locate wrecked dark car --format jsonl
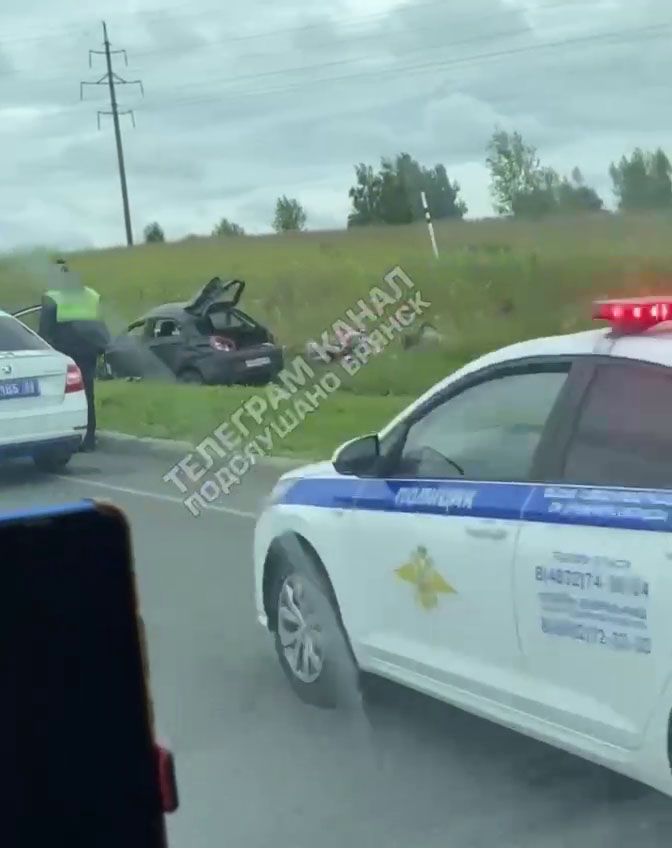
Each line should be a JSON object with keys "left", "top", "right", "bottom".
{"left": 102, "top": 278, "right": 284, "bottom": 385}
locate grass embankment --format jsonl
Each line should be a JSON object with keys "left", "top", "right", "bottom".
{"left": 3, "top": 212, "right": 672, "bottom": 458}
{"left": 96, "top": 380, "right": 413, "bottom": 460}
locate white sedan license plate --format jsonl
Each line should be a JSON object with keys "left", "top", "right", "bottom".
{"left": 245, "top": 357, "right": 271, "bottom": 368}
{"left": 0, "top": 378, "right": 40, "bottom": 400}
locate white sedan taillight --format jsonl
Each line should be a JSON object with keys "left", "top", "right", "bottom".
{"left": 65, "top": 363, "right": 84, "bottom": 393}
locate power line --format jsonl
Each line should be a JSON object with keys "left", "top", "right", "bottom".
{"left": 16, "top": 11, "right": 668, "bottom": 112}
{"left": 0, "top": 9, "right": 663, "bottom": 149}
{"left": 0, "top": 0, "right": 498, "bottom": 47}
{"left": 80, "top": 21, "right": 144, "bottom": 247}
{"left": 8, "top": 17, "right": 535, "bottom": 91}
{"left": 137, "top": 21, "right": 671, "bottom": 113}
{"left": 3, "top": 19, "right": 542, "bottom": 105}
{"left": 122, "top": 0, "right": 537, "bottom": 59}
{"left": 5, "top": 1, "right": 661, "bottom": 121}
{"left": 16, "top": 17, "right": 668, "bottom": 133}
{"left": 170, "top": 19, "right": 669, "bottom": 102}
{"left": 0, "top": 0, "right": 581, "bottom": 53}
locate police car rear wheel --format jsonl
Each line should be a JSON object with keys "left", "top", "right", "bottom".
{"left": 271, "top": 558, "right": 360, "bottom": 709}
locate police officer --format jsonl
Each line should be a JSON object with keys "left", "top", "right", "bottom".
{"left": 39, "top": 259, "right": 110, "bottom": 452}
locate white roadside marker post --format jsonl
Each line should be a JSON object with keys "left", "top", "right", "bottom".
{"left": 421, "top": 191, "right": 439, "bottom": 260}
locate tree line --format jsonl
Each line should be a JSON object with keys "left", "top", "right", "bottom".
{"left": 143, "top": 129, "right": 672, "bottom": 243}
{"left": 143, "top": 195, "right": 307, "bottom": 243}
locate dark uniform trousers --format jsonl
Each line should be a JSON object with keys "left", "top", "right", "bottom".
{"left": 75, "top": 353, "right": 98, "bottom": 447}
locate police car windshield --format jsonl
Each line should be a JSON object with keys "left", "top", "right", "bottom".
{"left": 0, "top": 317, "right": 50, "bottom": 352}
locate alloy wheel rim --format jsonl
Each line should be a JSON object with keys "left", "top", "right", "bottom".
{"left": 277, "top": 574, "right": 324, "bottom": 683}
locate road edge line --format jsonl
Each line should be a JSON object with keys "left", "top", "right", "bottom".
{"left": 98, "top": 430, "right": 307, "bottom": 470}
{"left": 57, "top": 474, "right": 258, "bottom": 519}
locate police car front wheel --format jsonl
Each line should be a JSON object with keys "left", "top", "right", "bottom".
{"left": 270, "top": 555, "right": 360, "bottom": 709}
{"left": 277, "top": 574, "right": 325, "bottom": 684}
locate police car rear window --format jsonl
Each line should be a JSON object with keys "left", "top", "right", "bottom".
{"left": 564, "top": 361, "right": 672, "bottom": 488}
{"left": 0, "top": 317, "right": 50, "bottom": 352}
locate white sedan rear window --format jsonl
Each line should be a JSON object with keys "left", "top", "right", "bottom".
{"left": 0, "top": 316, "right": 50, "bottom": 352}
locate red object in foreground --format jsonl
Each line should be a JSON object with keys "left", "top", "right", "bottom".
{"left": 156, "top": 745, "right": 178, "bottom": 814}
{"left": 592, "top": 297, "right": 672, "bottom": 330}
{"left": 65, "top": 363, "right": 84, "bottom": 393}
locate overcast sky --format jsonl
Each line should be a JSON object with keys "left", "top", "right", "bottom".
{"left": 0, "top": 0, "right": 669, "bottom": 249}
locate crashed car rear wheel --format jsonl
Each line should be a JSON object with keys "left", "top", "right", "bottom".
{"left": 178, "top": 368, "right": 204, "bottom": 385}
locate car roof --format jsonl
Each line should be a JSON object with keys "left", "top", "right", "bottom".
{"left": 139, "top": 302, "right": 189, "bottom": 321}
{"left": 378, "top": 323, "right": 672, "bottom": 439}
{"left": 607, "top": 324, "right": 672, "bottom": 368}
{"left": 436, "top": 324, "right": 672, "bottom": 387}
{"left": 137, "top": 298, "right": 245, "bottom": 323}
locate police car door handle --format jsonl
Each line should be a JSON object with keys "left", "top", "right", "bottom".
{"left": 465, "top": 526, "right": 508, "bottom": 540}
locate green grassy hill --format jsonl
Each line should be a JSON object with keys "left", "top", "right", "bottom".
{"left": 3, "top": 212, "right": 671, "bottom": 457}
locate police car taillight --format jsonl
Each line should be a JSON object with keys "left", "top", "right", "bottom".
{"left": 65, "top": 363, "right": 84, "bottom": 393}
{"left": 592, "top": 297, "right": 672, "bottom": 330}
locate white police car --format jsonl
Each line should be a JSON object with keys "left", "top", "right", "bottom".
{"left": 0, "top": 309, "right": 87, "bottom": 470}
{"left": 254, "top": 296, "right": 672, "bottom": 797}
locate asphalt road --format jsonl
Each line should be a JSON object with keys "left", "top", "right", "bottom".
{"left": 3, "top": 447, "right": 672, "bottom": 847}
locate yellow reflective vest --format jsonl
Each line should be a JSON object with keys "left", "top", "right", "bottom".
{"left": 45, "top": 287, "right": 101, "bottom": 323}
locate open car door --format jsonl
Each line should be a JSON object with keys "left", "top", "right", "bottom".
{"left": 12, "top": 305, "right": 44, "bottom": 337}
{"left": 183, "top": 278, "right": 245, "bottom": 315}
{"left": 11, "top": 305, "right": 42, "bottom": 319}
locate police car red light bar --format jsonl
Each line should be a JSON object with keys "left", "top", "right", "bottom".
{"left": 592, "top": 297, "right": 672, "bottom": 329}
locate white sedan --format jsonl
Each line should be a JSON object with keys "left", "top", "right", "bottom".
{"left": 0, "top": 308, "right": 87, "bottom": 470}
{"left": 255, "top": 295, "right": 672, "bottom": 799}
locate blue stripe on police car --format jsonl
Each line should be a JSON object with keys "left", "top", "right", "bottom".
{"left": 278, "top": 477, "right": 672, "bottom": 532}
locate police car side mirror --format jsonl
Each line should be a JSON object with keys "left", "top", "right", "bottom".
{"left": 332, "top": 434, "right": 380, "bottom": 476}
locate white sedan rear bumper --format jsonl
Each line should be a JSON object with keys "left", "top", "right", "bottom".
{"left": 0, "top": 394, "right": 87, "bottom": 456}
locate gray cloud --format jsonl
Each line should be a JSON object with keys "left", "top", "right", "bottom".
{"left": 0, "top": 45, "right": 13, "bottom": 75}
